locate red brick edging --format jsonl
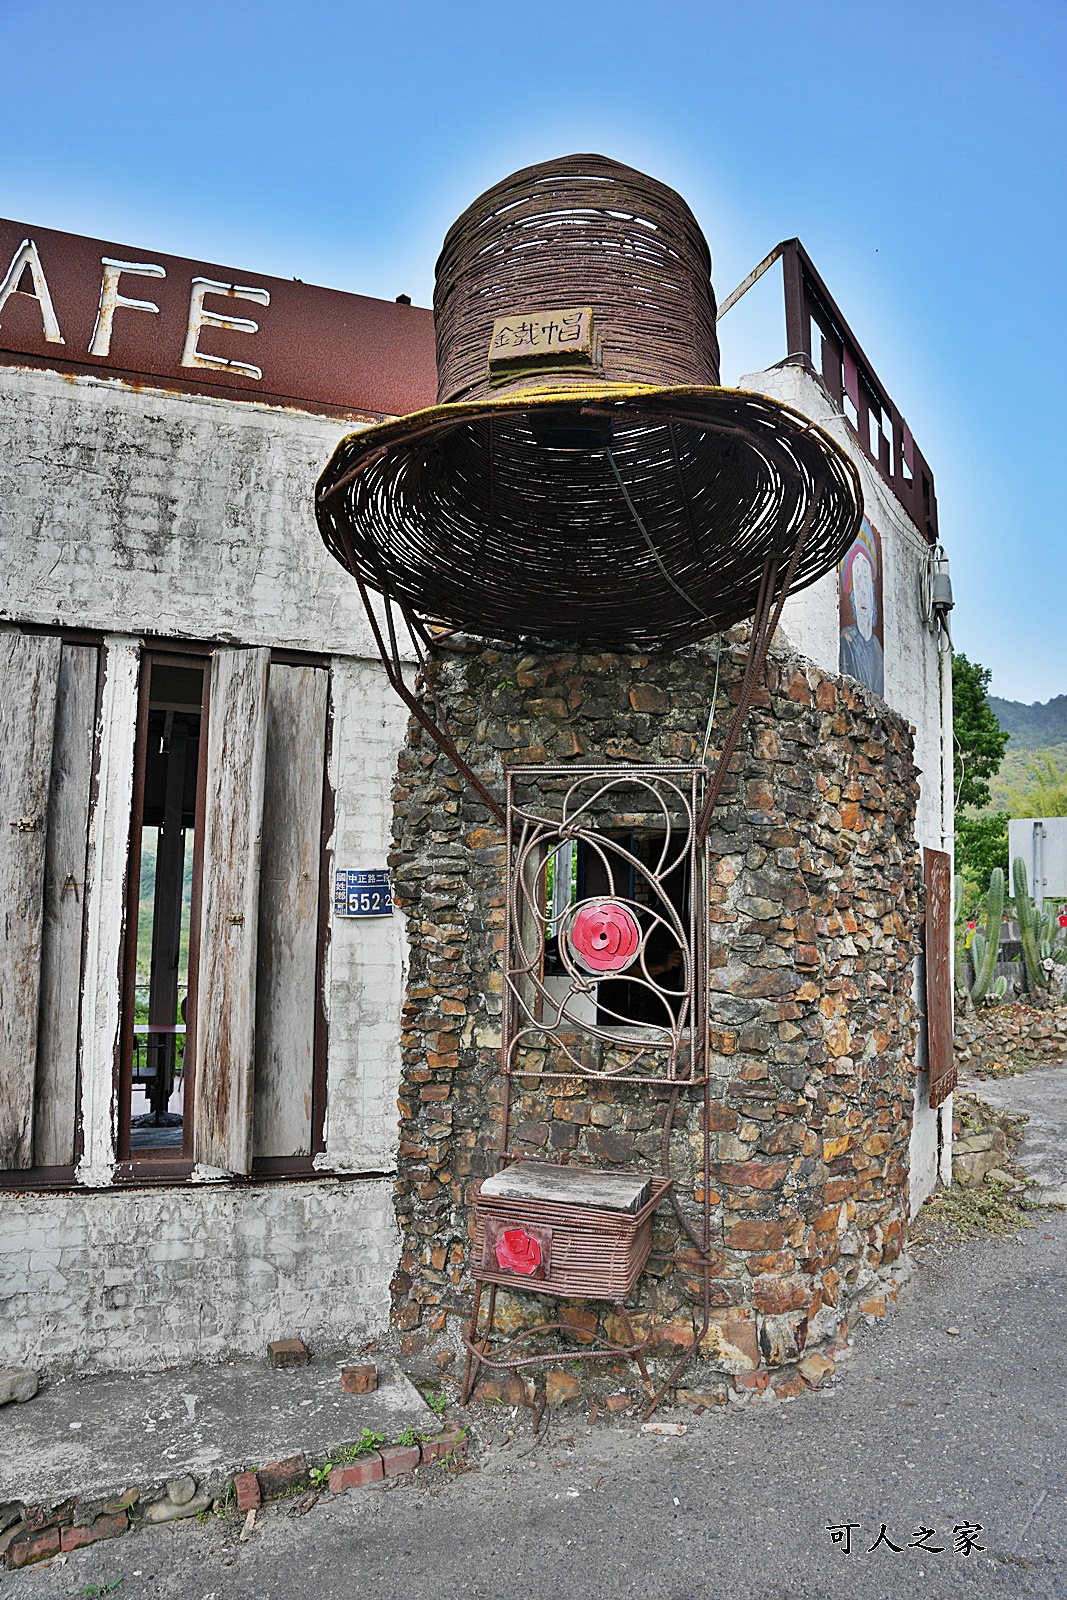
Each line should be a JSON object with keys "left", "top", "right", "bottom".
{"left": 3, "top": 1430, "right": 467, "bottom": 1568}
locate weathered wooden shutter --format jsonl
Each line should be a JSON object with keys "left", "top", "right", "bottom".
{"left": 35, "top": 644, "right": 98, "bottom": 1166}
{"left": 924, "top": 846, "right": 956, "bottom": 1108}
{"left": 194, "top": 647, "right": 270, "bottom": 1175}
{"left": 0, "top": 632, "right": 61, "bottom": 1167}
{"left": 253, "top": 664, "right": 329, "bottom": 1158}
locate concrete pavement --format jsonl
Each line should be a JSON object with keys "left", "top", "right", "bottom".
{"left": 4, "top": 1229, "right": 1064, "bottom": 1596}
{"left": 969, "top": 1061, "right": 1067, "bottom": 1203}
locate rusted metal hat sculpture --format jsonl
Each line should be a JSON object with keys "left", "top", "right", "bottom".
{"left": 316, "top": 153, "right": 862, "bottom": 653}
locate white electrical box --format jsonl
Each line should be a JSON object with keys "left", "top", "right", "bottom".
{"left": 1008, "top": 817, "right": 1067, "bottom": 902}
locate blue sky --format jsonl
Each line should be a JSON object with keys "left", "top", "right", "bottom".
{"left": 2, "top": 0, "right": 1062, "bottom": 701}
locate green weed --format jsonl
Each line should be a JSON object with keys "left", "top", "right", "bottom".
{"left": 432, "top": 1430, "right": 469, "bottom": 1472}
{"left": 914, "top": 1172, "right": 1043, "bottom": 1243}
{"left": 213, "top": 1480, "right": 236, "bottom": 1519}
{"left": 309, "top": 1430, "right": 386, "bottom": 1486}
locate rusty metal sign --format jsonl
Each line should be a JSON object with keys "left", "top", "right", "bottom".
{"left": 924, "top": 847, "right": 956, "bottom": 1107}
{"left": 488, "top": 306, "right": 599, "bottom": 379}
{"left": 0, "top": 218, "right": 436, "bottom": 420}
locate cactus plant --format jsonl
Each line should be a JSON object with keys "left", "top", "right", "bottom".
{"left": 953, "top": 874, "right": 969, "bottom": 993}
{"left": 1010, "top": 858, "right": 1067, "bottom": 998}
{"left": 968, "top": 866, "right": 1005, "bottom": 1004}
{"left": 1013, "top": 857, "right": 1048, "bottom": 996}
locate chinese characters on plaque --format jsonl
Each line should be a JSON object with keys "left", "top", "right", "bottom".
{"left": 487, "top": 306, "right": 599, "bottom": 378}
{"left": 333, "top": 868, "right": 393, "bottom": 918}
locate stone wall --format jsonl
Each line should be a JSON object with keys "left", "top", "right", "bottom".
{"left": 388, "top": 631, "right": 923, "bottom": 1389}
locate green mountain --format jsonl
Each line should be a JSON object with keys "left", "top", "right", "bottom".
{"left": 986, "top": 742, "right": 1067, "bottom": 813}
{"left": 988, "top": 693, "right": 1067, "bottom": 751}
{"left": 980, "top": 692, "right": 1067, "bottom": 818}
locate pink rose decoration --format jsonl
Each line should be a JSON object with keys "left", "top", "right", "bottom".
{"left": 569, "top": 900, "right": 641, "bottom": 973}
{"left": 496, "top": 1228, "right": 542, "bottom": 1275}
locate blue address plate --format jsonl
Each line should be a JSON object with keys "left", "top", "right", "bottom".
{"left": 334, "top": 868, "right": 393, "bottom": 917}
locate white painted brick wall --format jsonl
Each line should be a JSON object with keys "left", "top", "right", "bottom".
{"left": 0, "top": 368, "right": 410, "bottom": 1370}
{"left": 745, "top": 362, "right": 953, "bottom": 1209}
{"left": 0, "top": 1180, "right": 398, "bottom": 1374}
{"left": 0, "top": 365, "right": 385, "bottom": 657}
{"left": 321, "top": 658, "right": 412, "bottom": 1172}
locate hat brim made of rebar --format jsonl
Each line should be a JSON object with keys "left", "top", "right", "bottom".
{"left": 315, "top": 381, "right": 863, "bottom": 653}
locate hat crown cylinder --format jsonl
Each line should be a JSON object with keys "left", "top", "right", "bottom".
{"left": 314, "top": 152, "right": 864, "bottom": 655}
{"left": 433, "top": 154, "right": 721, "bottom": 405}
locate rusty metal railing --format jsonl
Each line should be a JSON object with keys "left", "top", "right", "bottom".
{"left": 719, "top": 238, "right": 938, "bottom": 544}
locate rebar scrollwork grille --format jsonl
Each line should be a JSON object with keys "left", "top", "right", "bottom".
{"left": 504, "top": 766, "right": 707, "bottom": 1086}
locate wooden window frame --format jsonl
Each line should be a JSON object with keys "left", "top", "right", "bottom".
{"left": 114, "top": 642, "right": 334, "bottom": 1185}
{"left": 250, "top": 657, "right": 333, "bottom": 1178}
{"left": 0, "top": 632, "right": 338, "bottom": 1191}
{"left": 115, "top": 648, "right": 211, "bottom": 1177}
{"left": 0, "top": 629, "right": 101, "bottom": 1189}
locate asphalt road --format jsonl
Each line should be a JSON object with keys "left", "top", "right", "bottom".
{"left": 6, "top": 1069, "right": 1067, "bottom": 1600}
{"left": 970, "top": 1061, "right": 1067, "bottom": 1201}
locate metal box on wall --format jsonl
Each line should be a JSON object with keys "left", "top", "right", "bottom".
{"left": 472, "top": 1163, "right": 673, "bottom": 1302}
{"left": 1009, "top": 817, "right": 1067, "bottom": 901}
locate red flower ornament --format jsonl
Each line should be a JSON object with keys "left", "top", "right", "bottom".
{"left": 1059, "top": 913, "right": 1067, "bottom": 929}
{"left": 568, "top": 900, "right": 642, "bottom": 973}
{"left": 495, "top": 1227, "right": 542, "bottom": 1275}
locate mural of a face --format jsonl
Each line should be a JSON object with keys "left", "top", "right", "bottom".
{"left": 838, "top": 519, "right": 884, "bottom": 697}
{"left": 850, "top": 550, "right": 876, "bottom": 641}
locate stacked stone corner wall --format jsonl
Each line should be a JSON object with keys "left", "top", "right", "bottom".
{"left": 388, "top": 634, "right": 922, "bottom": 1390}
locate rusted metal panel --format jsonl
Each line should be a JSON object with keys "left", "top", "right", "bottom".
{"left": 780, "top": 238, "right": 809, "bottom": 362}
{"left": 34, "top": 643, "right": 98, "bottom": 1167}
{"left": 253, "top": 663, "right": 328, "bottom": 1159}
{"left": 924, "top": 847, "right": 956, "bottom": 1108}
{"left": 0, "top": 218, "right": 436, "bottom": 421}
{"left": 820, "top": 324, "right": 844, "bottom": 406}
{"left": 0, "top": 631, "right": 61, "bottom": 1168}
{"left": 194, "top": 647, "right": 270, "bottom": 1176}
{"left": 843, "top": 345, "right": 860, "bottom": 410}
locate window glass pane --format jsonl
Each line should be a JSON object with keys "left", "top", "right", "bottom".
{"left": 128, "top": 662, "right": 203, "bottom": 1154}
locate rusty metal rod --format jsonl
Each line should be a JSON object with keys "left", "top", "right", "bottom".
{"left": 695, "top": 472, "right": 826, "bottom": 844}
{"left": 335, "top": 521, "right": 508, "bottom": 825}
